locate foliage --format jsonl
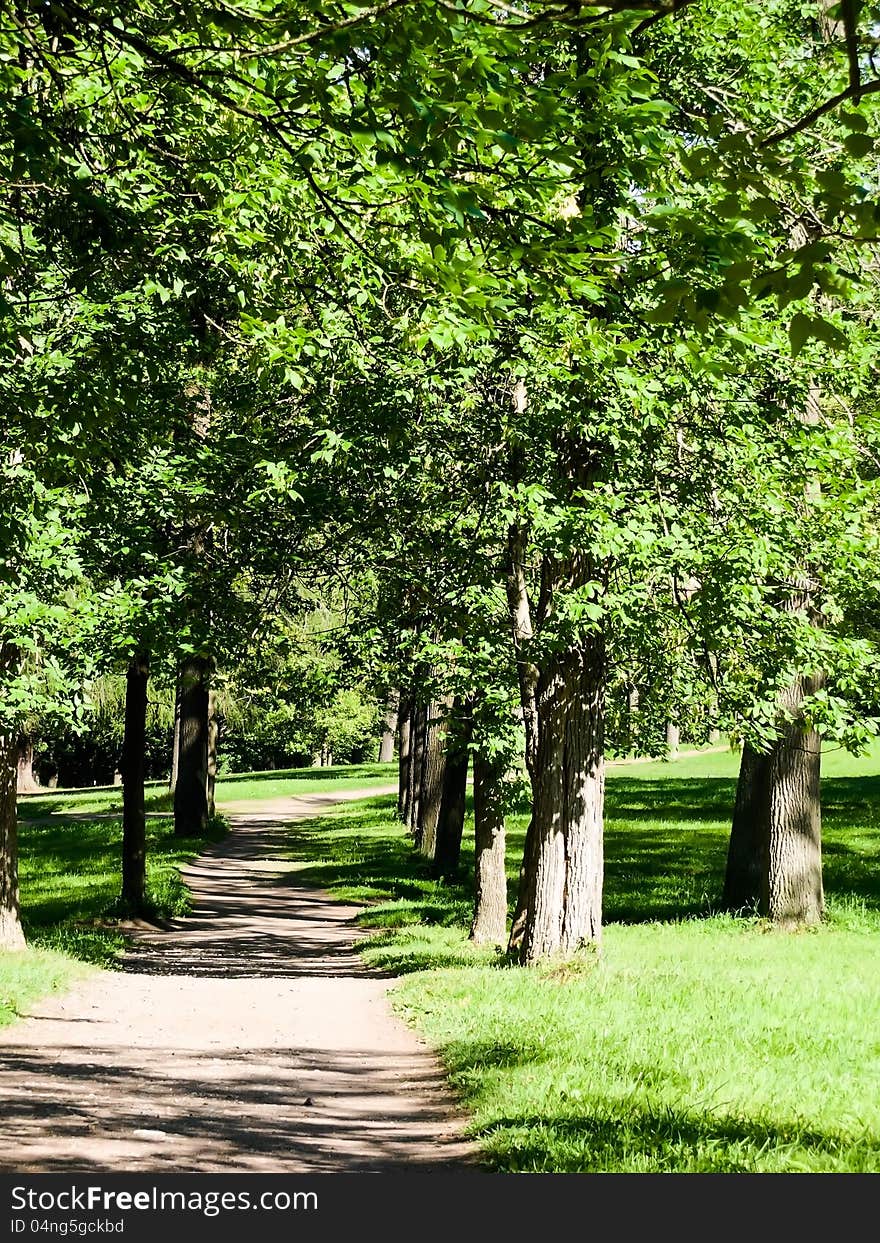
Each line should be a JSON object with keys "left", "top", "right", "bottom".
{"left": 3, "top": 0, "right": 880, "bottom": 969}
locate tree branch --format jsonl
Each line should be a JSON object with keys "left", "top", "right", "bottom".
{"left": 761, "top": 76, "right": 880, "bottom": 146}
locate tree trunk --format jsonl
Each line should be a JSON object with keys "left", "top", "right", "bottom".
{"left": 378, "top": 692, "right": 398, "bottom": 763}
{"left": 724, "top": 129, "right": 828, "bottom": 928}
{"left": 724, "top": 676, "right": 824, "bottom": 925}
{"left": 206, "top": 688, "right": 218, "bottom": 818}
{"left": 433, "top": 699, "right": 471, "bottom": 878}
{"left": 173, "top": 655, "right": 210, "bottom": 837}
{"left": 665, "top": 718, "right": 680, "bottom": 760}
{"left": 418, "top": 702, "right": 447, "bottom": 859}
{"left": 508, "top": 808, "right": 537, "bottom": 951}
{"left": 723, "top": 741, "right": 768, "bottom": 912}
{"left": 762, "top": 676, "right": 823, "bottom": 925}
{"left": 519, "top": 638, "right": 605, "bottom": 964}
{"left": 168, "top": 671, "right": 182, "bottom": 793}
{"left": 505, "top": 523, "right": 540, "bottom": 952}
{"left": 0, "top": 726, "right": 25, "bottom": 950}
{"left": 407, "top": 703, "right": 426, "bottom": 834}
{"left": 16, "top": 735, "right": 39, "bottom": 793}
{"left": 470, "top": 751, "right": 508, "bottom": 944}
{"left": 397, "top": 698, "right": 412, "bottom": 821}
{"left": 626, "top": 683, "right": 640, "bottom": 754}
{"left": 121, "top": 652, "right": 149, "bottom": 914}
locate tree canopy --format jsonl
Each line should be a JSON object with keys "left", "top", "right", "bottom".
{"left": 3, "top": 0, "right": 880, "bottom": 953}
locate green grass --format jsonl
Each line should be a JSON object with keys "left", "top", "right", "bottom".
{"left": 280, "top": 742, "right": 880, "bottom": 1172}
{"left": 17, "top": 815, "right": 226, "bottom": 967}
{"left": 7, "top": 747, "right": 880, "bottom": 1170}
{"left": 214, "top": 761, "right": 394, "bottom": 802}
{"left": 0, "top": 946, "right": 89, "bottom": 1028}
{"left": 15, "top": 761, "right": 395, "bottom": 821}
{"left": 1, "top": 796, "right": 228, "bottom": 1022}
{"left": 17, "top": 782, "right": 172, "bottom": 820}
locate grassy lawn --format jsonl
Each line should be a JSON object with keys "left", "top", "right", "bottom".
{"left": 5, "top": 748, "right": 879, "bottom": 1170}
{"left": 282, "top": 743, "right": 880, "bottom": 1172}
{"left": 14, "top": 761, "right": 395, "bottom": 821}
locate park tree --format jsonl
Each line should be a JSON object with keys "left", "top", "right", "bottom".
{"left": 5, "top": 0, "right": 880, "bottom": 960}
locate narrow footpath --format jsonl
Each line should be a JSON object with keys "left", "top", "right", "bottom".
{"left": 0, "top": 789, "right": 475, "bottom": 1172}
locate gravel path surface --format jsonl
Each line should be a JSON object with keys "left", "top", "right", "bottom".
{"left": 0, "top": 789, "right": 476, "bottom": 1172}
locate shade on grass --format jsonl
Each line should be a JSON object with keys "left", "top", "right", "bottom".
{"left": 282, "top": 744, "right": 880, "bottom": 1172}
{"left": 5, "top": 747, "right": 880, "bottom": 1170}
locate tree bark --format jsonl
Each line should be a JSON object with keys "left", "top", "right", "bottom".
{"left": 407, "top": 702, "right": 426, "bottom": 834}
{"left": 626, "top": 683, "right": 640, "bottom": 754}
{"left": 761, "top": 675, "right": 823, "bottom": 925}
{"left": 665, "top": 719, "right": 680, "bottom": 760}
{"left": 206, "top": 688, "right": 218, "bottom": 818}
{"left": 16, "top": 735, "right": 39, "bottom": 793}
{"left": 121, "top": 652, "right": 149, "bottom": 913}
{"left": 418, "top": 702, "right": 447, "bottom": 859}
{"left": 723, "top": 741, "right": 768, "bottom": 912}
{"left": 168, "top": 671, "right": 181, "bottom": 793}
{"left": 378, "top": 692, "right": 398, "bottom": 763}
{"left": 470, "top": 750, "right": 508, "bottom": 944}
{"left": 173, "top": 655, "right": 210, "bottom": 837}
{"left": 0, "top": 721, "right": 26, "bottom": 950}
{"left": 725, "top": 677, "right": 823, "bottom": 925}
{"left": 397, "top": 697, "right": 412, "bottom": 821}
{"left": 506, "top": 522, "right": 541, "bottom": 952}
{"left": 433, "top": 698, "right": 471, "bottom": 878}
{"left": 520, "top": 637, "right": 605, "bottom": 964}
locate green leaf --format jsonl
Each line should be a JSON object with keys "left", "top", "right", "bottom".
{"left": 788, "top": 312, "right": 846, "bottom": 357}
{"left": 843, "top": 132, "right": 874, "bottom": 158}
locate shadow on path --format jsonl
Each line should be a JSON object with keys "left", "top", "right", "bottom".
{"left": 0, "top": 788, "right": 476, "bottom": 1173}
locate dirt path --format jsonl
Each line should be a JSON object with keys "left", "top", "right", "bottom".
{"left": 0, "top": 788, "right": 476, "bottom": 1173}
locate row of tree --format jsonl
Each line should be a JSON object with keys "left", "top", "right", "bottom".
{"left": 3, "top": 0, "right": 880, "bottom": 960}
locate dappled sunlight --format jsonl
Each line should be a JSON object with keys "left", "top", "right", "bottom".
{"left": 7, "top": 759, "right": 880, "bottom": 1175}
{"left": 1, "top": 790, "right": 476, "bottom": 1172}
{"left": 0, "top": 1035, "right": 473, "bottom": 1173}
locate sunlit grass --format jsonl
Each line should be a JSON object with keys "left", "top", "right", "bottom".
{"left": 0, "top": 947, "right": 89, "bottom": 1028}
{"left": 215, "top": 762, "right": 395, "bottom": 803}
{"left": 15, "top": 761, "right": 396, "bottom": 821}
{"left": 281, "top": 743, "right": 880, "bottom": 1172}
{"left": 7, "top": 744, "right": 880, "bottom": 1170}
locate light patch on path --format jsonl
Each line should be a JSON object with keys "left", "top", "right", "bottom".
{"left": 0, "top": 787, "right": 477, "bottom": 1173}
